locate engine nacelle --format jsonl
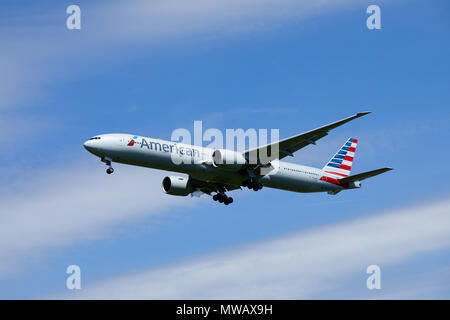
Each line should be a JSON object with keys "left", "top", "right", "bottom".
{"left": 212, "top": 149, "right": 247, "bottom": 170}
{"left": 162, "top": 176, "right": 193, "bottom": 196}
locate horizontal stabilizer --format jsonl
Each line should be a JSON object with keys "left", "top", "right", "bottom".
{"left": 339, "top": 167, "right": 393, "bottom": 183}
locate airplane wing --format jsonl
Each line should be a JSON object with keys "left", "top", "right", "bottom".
{"left": 339, "top": 167, "right": 393, "bottom": 183}
{"left": 244, "top": 112, "right": 371, "bottom": 163}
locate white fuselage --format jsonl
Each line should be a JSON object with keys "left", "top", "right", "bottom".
{"left": 83, "top": 133, "right": 344, "bottom": 194}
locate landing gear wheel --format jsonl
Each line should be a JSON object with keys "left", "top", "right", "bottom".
{"left": 213, "top": 192, "right": 233, "bottom": 205}
{"left": 215, "top": 193, "right": 225, "bottom": 203}
{"left": 242, "top": 179, "right": 252, "bottom": 189}
{"left": 102, "top": 157, "right": 114, "bottom": 175}
{"left": 244, "top": 178, "right": 263, "bottom": 191}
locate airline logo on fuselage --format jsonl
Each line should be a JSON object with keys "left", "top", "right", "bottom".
{"left": 135, "top": 138, "right": 200, "bottom": 158}
{"left": 127, "top": 136, "right": 138, "bottom": 146}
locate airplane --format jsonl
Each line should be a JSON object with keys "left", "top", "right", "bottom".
{"left": 83, "top": 112, "right": 392, "bottom": 205}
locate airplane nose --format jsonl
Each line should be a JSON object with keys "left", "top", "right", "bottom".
{"left": 83, "top": 140, "right": 93, "bottom": 152}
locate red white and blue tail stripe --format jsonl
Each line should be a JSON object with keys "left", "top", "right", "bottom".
{"left": 322, "top": 138, "right": 358, "bottom": 178}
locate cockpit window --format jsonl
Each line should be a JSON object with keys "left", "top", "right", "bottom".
{"left": 89, "top": 137, "right": 101, "bottom": 140}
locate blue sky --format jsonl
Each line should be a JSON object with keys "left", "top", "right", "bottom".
{"left": 0, "top": 0, "right": 449, "bottom": 299}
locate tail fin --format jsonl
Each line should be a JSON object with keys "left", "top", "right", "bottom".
{"left": 322, "top": 138, "right": 358, "bottom": 178}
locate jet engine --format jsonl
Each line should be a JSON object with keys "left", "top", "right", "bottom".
{"left": 212, "top": 149, "right": 247, "bottom": 171}
{"left": 162, "top": 176, "right": 193, "bottom": 196}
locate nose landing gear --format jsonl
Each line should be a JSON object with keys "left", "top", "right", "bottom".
{"left": 101, "top": 157, "right": 114, "bottom": 175}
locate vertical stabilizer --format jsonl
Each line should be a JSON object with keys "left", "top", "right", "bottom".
{"left": 322, "top": 138, "right": 358, "bottom": 178}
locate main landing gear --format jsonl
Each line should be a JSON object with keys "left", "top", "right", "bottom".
{"left": 242, "top": 178, "right": 263, "bottom": 191}
{"left": 102, "top": 157, "right": 114, "bottom": 175}
{"left": 212, "top": 193, "right": 233, "bottom": 205}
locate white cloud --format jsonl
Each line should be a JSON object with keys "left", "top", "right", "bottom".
{"left": 0, "top": 0, "right": 367, "bottom": 110}
{"left": 366, "top": 265, "right": 450, "bottom": 299}
{"left": 72, "top": 198, "right": 450, "bottom": 299}
{"left": 100, "top": 0, "right": 362, "bottom": 42}
{"left": 0, "top": 162, "right": 193, "bottom": 274}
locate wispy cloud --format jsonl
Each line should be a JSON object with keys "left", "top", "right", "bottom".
{"left": 71, "top": 198, "right": 450, "bottom": 299}
{"left": 0, "top": 161, "right": 192, "bottom": 274}
{"left": 99, "top": 0, "right": 363, "bottom": 42}
{"left": 0, "top": 0, "right": 365, "bottom": 110}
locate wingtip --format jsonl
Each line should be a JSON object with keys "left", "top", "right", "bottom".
{"left": 357, "top": 111, "right": 372, "bottom": 116}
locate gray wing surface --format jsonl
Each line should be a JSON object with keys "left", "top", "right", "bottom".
{"left": 244, "top": 112, "right": 371, "bottom": 163}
